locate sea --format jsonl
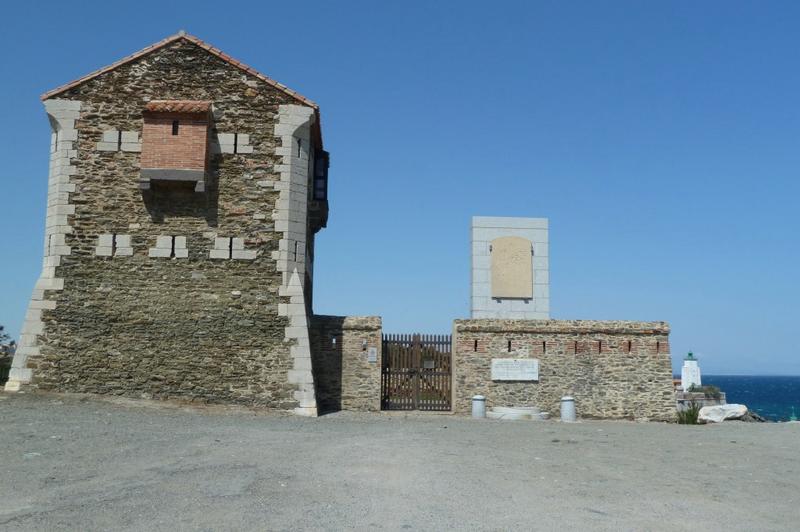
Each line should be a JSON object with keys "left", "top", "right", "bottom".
{"left": 699, "top": 375, "right": 800, "bottom": 422}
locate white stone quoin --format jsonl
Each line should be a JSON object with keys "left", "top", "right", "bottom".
{"left": 471, "top": 216, "right": 549, "bottom": 319}
{"left": 681, "top": 352, "right": 702, "bottom": 391}
{"left": 95, "top": 234, "right": 133, "bottom": 257}
{"left": 5, "top": 99, "right": 82, "bottom": 391}
{"left": 96, "top": 130, "right": 141, "bottom": 152}
{"left": 273, "top": 104, "right": 318, "bottom": 416}
{"left": 212, "top": 132, "right": 253, "bottom": 154}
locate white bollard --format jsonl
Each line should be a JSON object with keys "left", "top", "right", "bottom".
{"left": 560, "top": 396, "right": 577, "bottom": 422}
{"left": 472, "top": 395, "right": 486, "bottom": 418}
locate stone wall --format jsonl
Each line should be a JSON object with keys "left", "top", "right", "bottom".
{"left": 309, "top": 316, "right": 382, "bottom": 413}
{"left": 676, "top": 391, "right": 727, "bottom": 411}
{"left": 453, "top": 319, "right": 676, "bottom": 420}
{"left": 6, "top": 99, "right": 83, "bottom": 391}
{"left": 12, "top": 38, "right": 320, "bottom": 410}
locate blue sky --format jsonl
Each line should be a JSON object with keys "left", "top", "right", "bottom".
{"left": 1, "top": 1, "right": 798, "bottom": 375}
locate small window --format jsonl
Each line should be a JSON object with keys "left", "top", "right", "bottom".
{"left": 313, "top": 151, "right": 329, "bottom": 200}
{"left": 172, "top": 120, "right": 180, "bottom": 135}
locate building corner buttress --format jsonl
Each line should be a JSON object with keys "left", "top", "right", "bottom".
{"left": 274, "top": 104, "right": 318, "bottom": 416}
{"left": 5, "top": 99, "right": 81, "bottom": 392}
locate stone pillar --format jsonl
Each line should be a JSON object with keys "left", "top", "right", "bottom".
{"left": 5, "top": 99, "right": 81, "bottom": 392}
{"left": 274, "top": 104, "right": 317, "bottom": 416}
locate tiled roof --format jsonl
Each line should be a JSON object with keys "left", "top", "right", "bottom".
{"left": 145, "top": 100, "right": 212, "bottom": 113}
{"left": 40, "top": 32, "right": 318, "bottom": 110}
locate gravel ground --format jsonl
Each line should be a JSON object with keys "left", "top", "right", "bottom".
{"left": 0, "top": 392, "right": 798, "bottom": 531}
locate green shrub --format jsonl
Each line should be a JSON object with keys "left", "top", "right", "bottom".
{"left": 0, "top": 324, "right": 13, "bottom": 386}
{"left": 677, "top": 402, "right": 702, "bottom": 424}
{"left": 687, "top": 384, "right": 722, "bottom": 400}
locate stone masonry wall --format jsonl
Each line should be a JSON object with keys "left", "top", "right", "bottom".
{"left": 453, "top": 320, "right": 676, "bottom": 421}
{"left": 309, "top": 316, "right": 382, "bottom": 413}
{"left": 18, "top": 40, "right": 316, "bottom": 408}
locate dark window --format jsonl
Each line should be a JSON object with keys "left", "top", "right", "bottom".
{"left": 172, "top": 120, "right": 180, "bottom": 135}
{"left": 313, "top": 150, "right": 329, "bottom": 201}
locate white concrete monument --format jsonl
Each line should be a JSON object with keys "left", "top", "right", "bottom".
{"left": 681, "top": 352, "right": 702, "bottom": 391}
{"left": 471, "top": 216, "right": 549, "bottom": 319}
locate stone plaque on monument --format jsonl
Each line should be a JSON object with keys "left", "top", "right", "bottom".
{"left": 491, "top": 358, "right": 539, "bottom": 381}
{"left": 490, "top": 236, "right": 533, "bottom": 299}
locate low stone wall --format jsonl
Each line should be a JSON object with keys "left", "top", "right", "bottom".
{"left": 676, "top": 391, "right": 727, "bottom": 411}
{"left": 453, "top": 319, "right": 676, "bottom": 421}
{"left": 309, "top": 315, "right": 382, "bottom": 413}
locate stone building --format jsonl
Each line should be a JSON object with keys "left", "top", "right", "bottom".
{"left": 451, "top": 319, "right": 675, "bottom": 420}
{"left": 6, "top": 34, "right": 676, "bottom": 421}
{"left": 5, "top": 32, "right": 334, "bottom": 415}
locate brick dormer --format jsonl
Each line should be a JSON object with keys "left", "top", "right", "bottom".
{"left": 139, "top": 100, "right": 211, "bottom": 192}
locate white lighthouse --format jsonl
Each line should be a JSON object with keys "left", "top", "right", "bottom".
{"left": 681, "top": 352, "right": 702, "bottom": 391}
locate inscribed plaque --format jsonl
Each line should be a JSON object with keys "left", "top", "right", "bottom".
{"left": 490, "top": 236, "right": 533, "bottom": 298}
{"left": 491, "top": 358, "right": 539, "bottom": 381}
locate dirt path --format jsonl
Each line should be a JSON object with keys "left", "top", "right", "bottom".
{"left": 1, "top": 393, "right": 797, "bottom": 531}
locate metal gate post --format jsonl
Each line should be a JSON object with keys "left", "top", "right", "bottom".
{"left": 413, "top": 334, "right": 421, "bottom": 410}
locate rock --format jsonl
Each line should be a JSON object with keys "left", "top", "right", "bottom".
{"left": 739, "top": 410, "right": 767, "bottom": 422}
{"left": 698, "top": 404, "right": 748, "bottom": 423}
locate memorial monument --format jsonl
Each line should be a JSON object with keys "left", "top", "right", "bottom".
{"left": 454, "top": 215, "right": 677, "bottom": 420}
{"left": 470, "top": 216, "right": 549, "bottom": 319}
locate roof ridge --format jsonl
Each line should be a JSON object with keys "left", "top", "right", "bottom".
{"left": 40, "top": 33, "right": 318, "bottom": 109}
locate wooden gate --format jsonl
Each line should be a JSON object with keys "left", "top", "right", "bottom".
{"left": 381, "top": 333, "right": 452, "bottom": 411}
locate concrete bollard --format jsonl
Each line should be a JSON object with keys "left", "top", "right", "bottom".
{"left": 472, "top": 395, "right": 486, "bottom": 418}
{"left": 560, "top": 396, "right": 576, "bottom": 422}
